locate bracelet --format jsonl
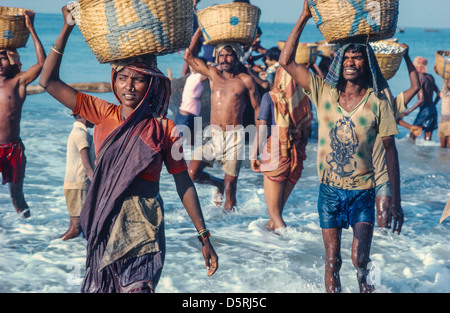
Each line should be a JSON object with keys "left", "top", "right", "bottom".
{"left": 51, "top": 44, "right": 64, "bottom": 56}
{"left": 197, "top": 229, "right": 210, "bottom": 242}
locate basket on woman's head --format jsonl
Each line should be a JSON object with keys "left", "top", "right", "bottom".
{"left": 69, "top": 0, "right": 194, "bottom": 64}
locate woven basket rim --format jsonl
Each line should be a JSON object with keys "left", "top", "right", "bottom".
{"left": 0, "top": 6, "right": 34, "bottom": 14}
{"left": 437, "top": 50, "right": 450, "bottom": 56}
{"left": 198, "top": 2, "right": 260, "bottom": 12}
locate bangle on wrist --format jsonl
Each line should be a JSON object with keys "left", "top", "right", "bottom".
{"left": 51, "top": 44, "right": 64, "bottom": 56}
{"left": 197, "top": 229, "right": 210, "bottom": 242}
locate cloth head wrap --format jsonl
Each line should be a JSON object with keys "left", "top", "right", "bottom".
{"left": 413, "top": 56, "right": 427, "bottom": 74}
{"left": 213, "top": 42, "right": 244, "bottom": 64}
{"left": 0, "top": 49, "right": 22, "bottom": 73}
{"left": 324, "top": 43, "right": 388, "bottom": 96}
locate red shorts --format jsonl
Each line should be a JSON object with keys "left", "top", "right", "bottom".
{"left": 0, "top": 139, "right": 26, "bottom": 184}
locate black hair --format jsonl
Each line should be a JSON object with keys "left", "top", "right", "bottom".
{"left": 264, "top": 47, "right": 281, "bottom": 62}
{"left": 345, "top": 44, "right": 367, "bottom": 58}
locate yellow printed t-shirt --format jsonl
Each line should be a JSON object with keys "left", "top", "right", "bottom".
{"left": 373, "top": 91, "right": 405, "bottom": 186}
{"left": 305, "top": 73, "right": 398, "bottom": 190}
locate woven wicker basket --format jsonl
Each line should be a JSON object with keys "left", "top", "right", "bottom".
{"left": 197, "top": 3, "right": 261, "bottom": 46}
{"left": 314, "top": 40, "right": 338, "bottom": 58}
{"left": 0, "top": 6, "right": 31, "bottom": 49}
{"left": 71, "top": 0, "right": 193, "bottom": 63}
{"left": 278, "top": 41, "right": 318, "bottom": 65}
{"left": 372, "top": 41, "right": 405, "bottom": 80}
{"left": 435, "top": 50, "right": 450, "bottom": 80}
{"left": 307, "top": 0, "right": 398, "bottom": 43}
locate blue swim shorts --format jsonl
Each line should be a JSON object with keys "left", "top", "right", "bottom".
{"left": 318, "top": 183, "right": 375, "bottom": 229}
{"left": 375, "top": 181, "right": 391, "bottom": 197}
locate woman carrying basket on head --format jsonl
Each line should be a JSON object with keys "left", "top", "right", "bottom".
{"left": 39, "top": 6, "right": 218, "bottom": 293}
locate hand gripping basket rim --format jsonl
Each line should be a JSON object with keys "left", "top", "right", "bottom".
{"left": 72, "top": 0, "right": 193, "bottom": 63}
{"left": 0, "top": 6, "right": 32, "bottom": 49}
{"left": 196, "top": 2, "right": 261, "bottom": 46}
{"left": 307, "top": 0, "right": 399, "bottom": 44}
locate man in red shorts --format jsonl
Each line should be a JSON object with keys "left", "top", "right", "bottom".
{"left": 0, "top": 10, "right": 46, "bottom": 218}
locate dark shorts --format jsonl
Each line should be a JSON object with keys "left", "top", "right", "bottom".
{"left": 0, "top": 139, "right": 26, "bottom": 184}
{"left": 174, "top": 111, "right": 195, "bottom": 136}
{"left": 318, "top": 183, "right": 375, "bottom": 229}
{"left": 375, "top": 181, "right": 391, "bottom": 197}
{"left": 413, "top": 106, "right": 438, "bottom": 132}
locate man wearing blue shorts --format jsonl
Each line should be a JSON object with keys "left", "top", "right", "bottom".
{"left": 280, "top": 1, "right": 404, "bottom": 293}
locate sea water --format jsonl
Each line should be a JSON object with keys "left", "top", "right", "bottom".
{"left": 0, "top": 14, "right": 449, "bottom": 293}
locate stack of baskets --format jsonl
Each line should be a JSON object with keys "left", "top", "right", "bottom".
{"left": 71, "top": 0, "right": 193, "bottom": 63}
{"left": 197, "top": 2, "right": 261, "bottom": 46}
{"left": 314, "top": 40, "right": 338, "bottom": 58}
{"left": 278, "top": 41, "right": 318, "bottom": 65}
{"left": 307, "top": 0, "right": 399, "bottom": 43}
{"left": 0, "top": 6, "right": 31, "bottom": 49}
{"left": 371, "top": 40, "right": 406, "bottom": 80}
{"left": 435, "top": 51, "right": 450, "bottom": 80}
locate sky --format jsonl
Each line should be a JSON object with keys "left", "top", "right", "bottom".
{"left": 2, "top": 0, "right": 450, "bottom": 29}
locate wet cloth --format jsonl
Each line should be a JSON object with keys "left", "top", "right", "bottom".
{"left": 325, "top": 43, "right": 389, "bottom": 97}
{"left": 213, "top": 42, "right": 244, "bottom": 63}
{"left": 304, "top": 71, "right": 398, "bottom": 190}
{"left": 373, "top": 91, "right": 405, "bottom": 186}
{"left": 0, "top": 139, "right": 26, "bottom": 184}
{"left": 258, "top": 67, "right": 312, "bottom": 183}
{"left": 318, "top": 183, "right": 375, "bottom": 229}
{"left": 193, "top": 127, "right": 244, "bottom": 177}
{"left": 99, "top": 195, "right": 164, "bottom": 272}
{"left": 79, "top": 59, "right": 177, "bottom": 293}
{"left": 413, "top": 73, "right": 438, "bottom": 132}
{"left": 64, "top": 189, "right": 88, "bottom": 217}
{"left": 413, "top": 105, "right": 438, "bottom": 132}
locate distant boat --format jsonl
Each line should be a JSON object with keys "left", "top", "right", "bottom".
{"left": 399, "top": 27, "right": 405, "bottom": 33}
{"left": 424, "top": 29, "right": 439, "bottom": 33}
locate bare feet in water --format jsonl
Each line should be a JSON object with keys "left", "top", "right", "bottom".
{"left": 212, "top": 187, "right": 224, "bottom": 207}
{"left": 16, "top": 208, "right": 30, "bottom": 219}
{"left": 60, "top": 217, "right": 82, "bottom": 240}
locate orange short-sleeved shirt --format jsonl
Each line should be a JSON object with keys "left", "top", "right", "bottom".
{"left": 74, "top": 92, "right": 187, "bottom": 182}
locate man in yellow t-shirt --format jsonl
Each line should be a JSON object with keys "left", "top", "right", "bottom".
{"left": 279, "top": 1, "right": 404, "bottom": 294}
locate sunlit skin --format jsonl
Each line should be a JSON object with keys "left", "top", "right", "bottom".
{"left": 0, "top": 10, "right": 46, "bottom": 218}
{"left": 183, "top": 28, "right": 260, "bottom": 211}
{"left": 114, "top": 68, "right": 150, "bottom": 119}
